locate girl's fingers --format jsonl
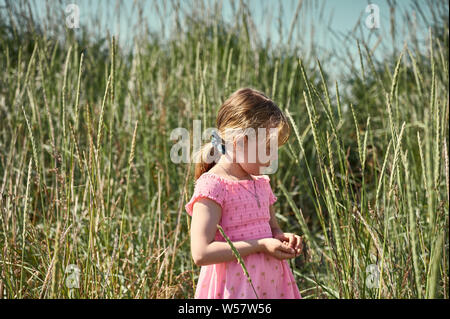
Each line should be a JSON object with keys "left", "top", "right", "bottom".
{"left": 279, "top": 243, "right": 295, "bottom": 254}
{"left": 288, "top": 234, "right": 295, "bottom": 248}
{"left": 295, "top": 235, "right": 302, "bottom": 252}
{"left": 277, "top": 233, "right": 288, "bottom": 241}
{"left": 277, "top": 251, "right": 295, "bottom": 260}
{"left": 277, "top": 234, "right": 304, "bottom": 256}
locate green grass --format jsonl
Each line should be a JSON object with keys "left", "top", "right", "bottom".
{"left": 0, "top": 0, "right": 448, "bottom": 298}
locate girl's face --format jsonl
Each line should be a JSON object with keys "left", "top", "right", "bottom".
{"left": 233, "top": 128, "right": 279, "bottom": 175}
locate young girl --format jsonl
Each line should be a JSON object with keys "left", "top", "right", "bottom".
{"left": 185, "top": 88, "right": 303, "bottom": 299}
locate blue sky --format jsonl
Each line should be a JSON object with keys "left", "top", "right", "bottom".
{"left": 3, "top": 0, "right": 436, "bottom": 81}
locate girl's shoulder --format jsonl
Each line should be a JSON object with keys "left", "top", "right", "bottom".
{"left": 185, "top": 172, "right": 276, "bottom": 216}
{"left": 200, "top": 171, "right": 270, "bottom": 184}
{"left": 192, "top": 172, "right": 229, "bottom": 193}
{"left": 185, "top": 172, "right": 228, "bottom": 216}
{"left": 196, "top": 171, "right": 229, "bottom": 187}
{"left": 258, "top": 174, "right": 271, "bottom": 181}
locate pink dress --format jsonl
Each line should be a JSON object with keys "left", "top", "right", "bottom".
{"left": 185, "top": 171, "right": 302, "bottom": 299}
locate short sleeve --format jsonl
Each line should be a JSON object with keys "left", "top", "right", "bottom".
{"left": 185, "top": 174, "right": 226, "bottom": 216}
{"left": 264, "top": 175, "right": 278, "bottom": 205}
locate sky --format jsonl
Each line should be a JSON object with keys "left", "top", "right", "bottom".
{"left": 2, "top": 0, "right": 437, "bottom": 82}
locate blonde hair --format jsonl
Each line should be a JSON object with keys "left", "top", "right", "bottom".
{"left": 193, "top": 88, "right": 290, "bottom": 180}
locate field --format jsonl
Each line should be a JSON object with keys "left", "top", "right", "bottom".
{"left": 0, "top": 0, "right": 448, "bottom": 298}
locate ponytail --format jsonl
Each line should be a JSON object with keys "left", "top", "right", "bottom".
{"left": 194, "top": 142, "right": 220, "bottom": 181}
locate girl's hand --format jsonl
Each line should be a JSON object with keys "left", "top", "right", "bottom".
{"left": 259, "top": 238, "right": 296, "bottom": 260}
{"left": 273, "top": 232, "right": 303, "bottom": 256}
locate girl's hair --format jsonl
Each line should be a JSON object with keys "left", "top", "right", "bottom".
{"left": 193, "top": 88, "right": 290, "bottom": 180}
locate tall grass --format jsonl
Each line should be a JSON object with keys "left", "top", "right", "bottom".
{"left": 0, "top": 0, "right": 448, "bottom": 298}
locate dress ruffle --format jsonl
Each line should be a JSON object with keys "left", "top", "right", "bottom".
{"left": 185, "top": 173, "right": 227, "bottom": 216}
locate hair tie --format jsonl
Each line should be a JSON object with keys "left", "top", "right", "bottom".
{"left": 211, "top": 130, "right": 226, "bottom": 155}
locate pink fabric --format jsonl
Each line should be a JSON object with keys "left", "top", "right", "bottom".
{"left": 185, "top": 172, "right": 302, "bottom": 299}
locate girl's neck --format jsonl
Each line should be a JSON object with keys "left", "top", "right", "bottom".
{"left": 214, "top": 156, "right": 252, "bottom": 181}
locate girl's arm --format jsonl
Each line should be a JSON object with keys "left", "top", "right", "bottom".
{"left": 190, "top": 198, "right": 265, "bottom": 266}
{"left": 190, "top": 198, "right": 296, "bottom": 266}
{"left": 268, "top": 205, "right": 283, "bottom": 236}
{"left": 268, "top": 204, "right": 303, "bottom": 255}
